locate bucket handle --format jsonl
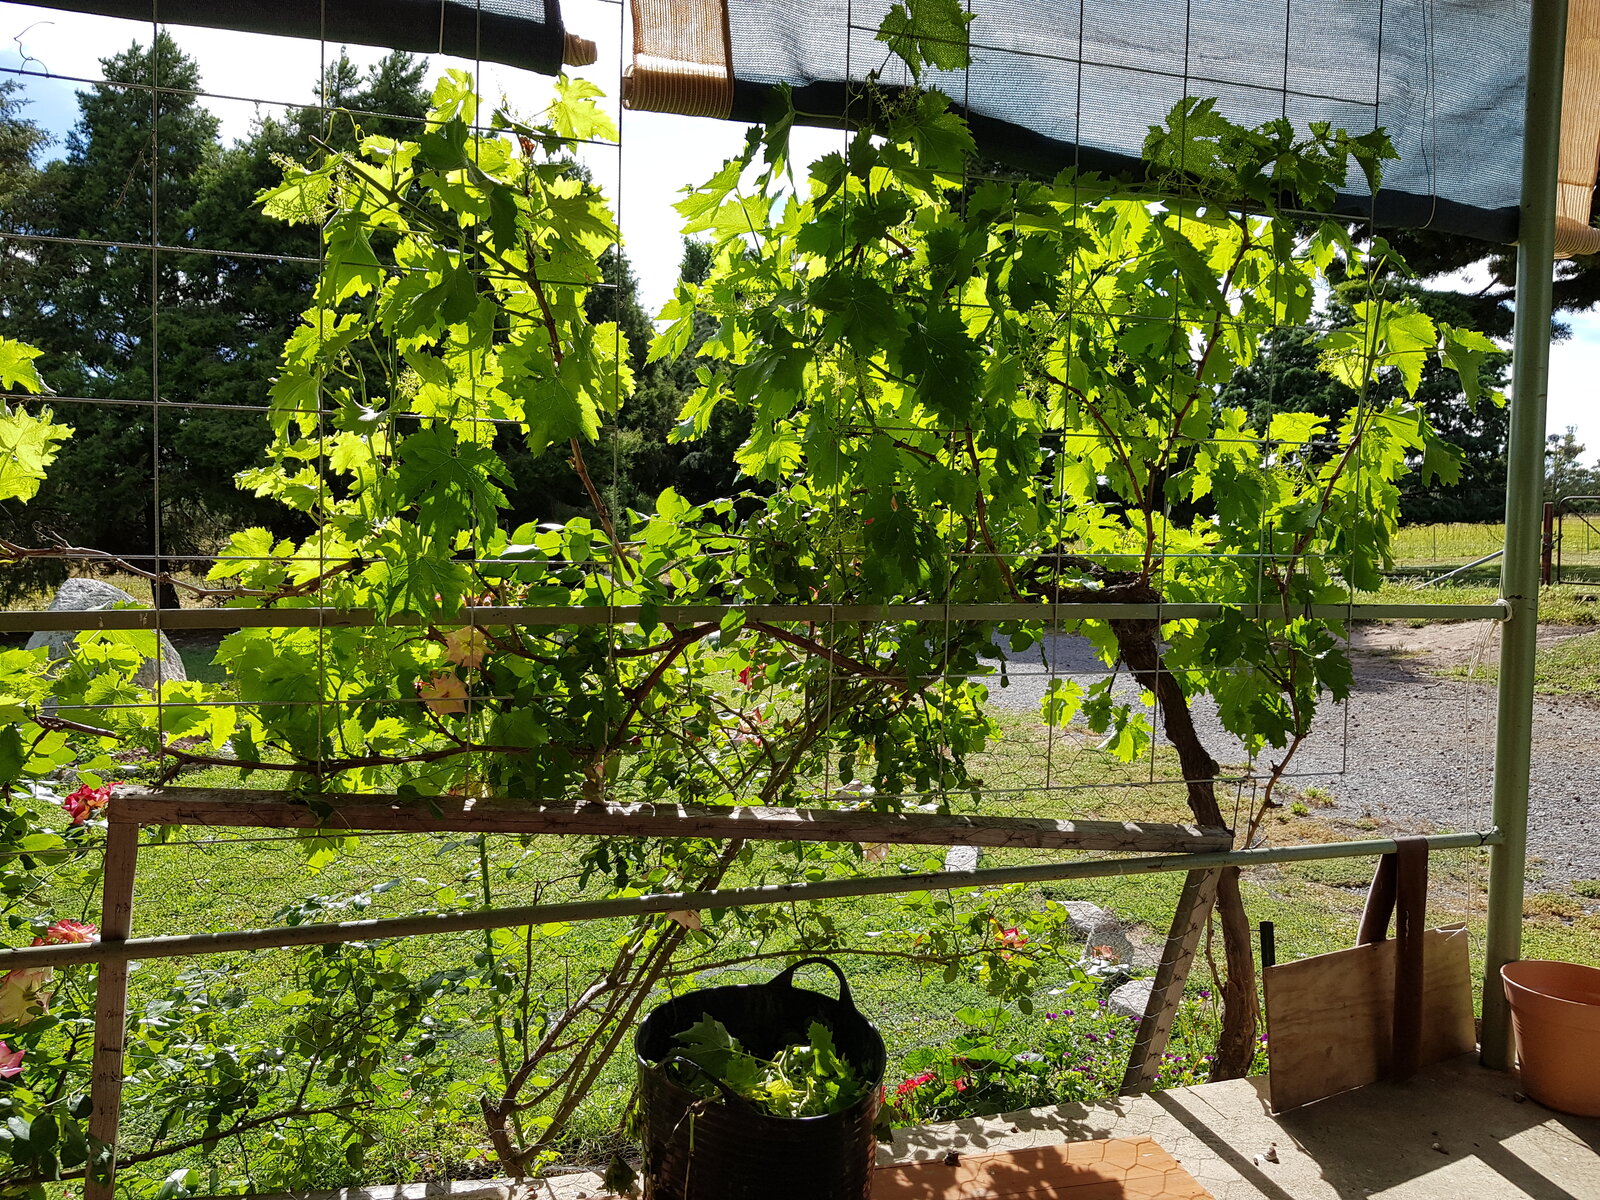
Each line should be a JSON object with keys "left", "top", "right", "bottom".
{"left": 768, "top": 956, "right": 858, "bottom": 1013}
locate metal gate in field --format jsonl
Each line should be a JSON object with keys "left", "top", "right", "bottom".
{"left": 1555, "top": 496, "right": 1600, "bottom": 585}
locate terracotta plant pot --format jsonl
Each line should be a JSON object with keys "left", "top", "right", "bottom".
{"left": 1501, "top": 959, "right": 1600, "bottom": 1117}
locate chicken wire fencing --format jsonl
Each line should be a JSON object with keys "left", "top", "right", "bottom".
{"left": 0, "top": 0, "right": 1520, "bottom": 1193}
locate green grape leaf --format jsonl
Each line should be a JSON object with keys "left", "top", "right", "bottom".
{"left": 1438, "top": 322, "right": 1504, "bottom": 410}
{"left": 0, "top": 336, "right": 49, "bottom": 395}
{"left": 548, "top": 75, "right": 619, "bottom": 144}
{"left": 876, "top": 0, "right": 975, "bottom": 81}
{"left": 0, "top": 406, "right": 73, "bottom": 503}
{"left": 393, "top": 426, "right": 511, "bottom": 542}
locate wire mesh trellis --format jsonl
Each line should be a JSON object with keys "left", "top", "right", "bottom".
{"left": 0, "top": 0, "right": 1531, "bottom": 1194}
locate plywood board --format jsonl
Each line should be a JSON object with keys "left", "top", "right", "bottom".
{"left": 872, "top": 1137, "right": 1213, "bottom": 1198}
{"left": 1264, "top": 925, "right": 1475, "bottom": 1112}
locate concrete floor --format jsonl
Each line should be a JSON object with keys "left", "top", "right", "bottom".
{"left": 518, "top": 1054, "right": 1600, "bottom": 1198}
{"left": 310, "top": 1055, "right": 1596, "bottom": 1199}
{"left": 879, "top": 1054, "right": 1600, "bottom": 1200}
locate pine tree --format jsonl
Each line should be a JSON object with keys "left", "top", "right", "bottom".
{"left": 0, "top": 80, "right": 49, "bottom": 306}
{"left": 1546, "top": 426, "right": 1600, "bottom": 503}
{"left": 3, "top": 34, "right": 219, "bottom": 606}
{"left": 1223, "top": 284, "right": 1511, "bottom": 524}
{"left": 1, "top": 44, "right": 432, "bottom": 605}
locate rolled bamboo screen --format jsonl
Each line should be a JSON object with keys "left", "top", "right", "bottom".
{"left": 564, "top": 31, "right": 599, "bottom": 67}
{"left": 622, "top": 0, "right": 734, "bottom": 119}
{"left": 1557, "top": 0, "right": 1600, "bottom": 255}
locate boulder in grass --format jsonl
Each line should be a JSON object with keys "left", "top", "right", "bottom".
{"left": 1059, "top": 899, "right": 1140, "bottom": 967}
{"left": 24, "top": 578, "right": 186, "bottom": 691}
{"left": 943, "top": 844, "right": 980, "bottom": 872}
{"left": 1108, "top": 978, "right": 1155, "bottom": 1020}
{"left": 1059, "top": 900, "right": 1117, "bottom": 939}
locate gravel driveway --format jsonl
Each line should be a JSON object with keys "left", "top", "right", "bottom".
{"left": 988, "top": 622, "right": 1600, "bottom": 886}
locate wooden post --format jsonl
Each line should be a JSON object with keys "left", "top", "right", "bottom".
{"left": 1120, "top": 868, "right": 1220, "bottom": 1094}
{"left": 86, "top": 821, "right": 139, "bottom": 1200}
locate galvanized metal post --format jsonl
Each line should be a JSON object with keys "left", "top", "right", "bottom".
{"left": 1483, "top": 0, "right": 1569, "bottom": 1071}
{"left": 1541, "top": 502, "right": 1556, "bottom": 585}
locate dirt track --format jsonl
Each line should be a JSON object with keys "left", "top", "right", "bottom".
{"left": 990, "top": 621, "right": 1600, "bottom": 887}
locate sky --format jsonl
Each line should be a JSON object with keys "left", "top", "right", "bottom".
{"left": 2, "top": 0, "right": 1596, "bottom": 453}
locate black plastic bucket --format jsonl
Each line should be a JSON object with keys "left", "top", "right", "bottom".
{"left": 634, "top": 957, "right": 885, "bottom": 1200}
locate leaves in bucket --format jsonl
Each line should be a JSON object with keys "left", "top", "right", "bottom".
{"left": 669, "top": 1015, "right": 869, "bottom": 1118}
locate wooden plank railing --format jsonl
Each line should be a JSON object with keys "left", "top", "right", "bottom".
{"left": 111, "top": 786, "right": 1235, "bottom": 853}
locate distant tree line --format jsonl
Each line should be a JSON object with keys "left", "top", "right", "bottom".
{"left": 1221, "top": 281, "right": 1513, "bottom": 526}
{"left": 0, "top": 35, "right": 743, "bottom": 605}
{"left": 1547, "top": 426, "right": 1600, "bottom": 505}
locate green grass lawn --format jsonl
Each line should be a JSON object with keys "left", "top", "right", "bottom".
{"left": 51, "top": 724, "right": 1219, "bottom": 1184}
{"left": 1388, "top": 518, "right": 1600, "bottom": 584}
{"left": 1439, "top": 628, "right": 1600, "bottom": 696}
{"left": 61, "top": 723, "right": 1593, "bottom": 1188}
{"left": 1391, "top": 521, "right": 1505, "bottom": 565}
{"left": 1358, "top": 580, "right": 1600, "bottom": 626}
{"left": 1518, "top": 629, "right": 1600, "bottom": 695}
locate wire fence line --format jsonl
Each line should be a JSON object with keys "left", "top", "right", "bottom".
{"left": 0, "top": 0, "right": 1531, "bottom": 1191}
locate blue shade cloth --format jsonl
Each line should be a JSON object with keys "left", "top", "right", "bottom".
{"left": 25, "top": 1, "right": 1533, "bottom": 240}
{"left": 25, "top": 1, "right": 568, "bottom": 77}
{"left": 724, "top": 0, "right": 1530, "bottom": 243}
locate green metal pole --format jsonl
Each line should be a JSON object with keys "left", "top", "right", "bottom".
{"left": 1483, "top": 0, "right": 1568, "bottom": 1071}
{"left": 0, "top": 829, "right": 1501, "bottom": 971}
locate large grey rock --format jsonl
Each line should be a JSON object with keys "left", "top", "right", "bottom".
{"left": 1107, "top": 978, "right": 1155, "bottom": 1020}
{"left": 1058, "top": 899, "right": 1142, "bottom": 967}
{"left": 25, "top": 578, "right": 186, "bottom": 690}
{"left": 1059, "top": 900, "right": 1118, "bottom": 939}
{"left": 943, "top": 844, "right": 980, "bottom": 872}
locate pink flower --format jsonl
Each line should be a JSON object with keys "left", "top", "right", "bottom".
{"left": 954, "top": 1077, "right": 969, "bottom": 1092}
{"left": 0, "top": 1042, "right": 23, "bottom": 1078}
{"left": 441, "top": 627, "right": 488, "bottom": 669}
{"left": 0, "top": 968, "right": 52, "bottom": 1025}
{"left": 738, "top": 667, "right": 753, "bottom": 688}
{"left": 895, "top": 1071, "right": 935, "bottom": 1097}
{"left": 61, "top": 783, "right": 114, "bottom": 826}
{"left": 35, "top": 920, "right": 99, "bottom": 946}
{"left": 730, "top": 707, "right": 766, "bottom": 747}
{"left": 417, "top": 671, "right": 468, "bottom": 715}
{"left": 995, "top": 925, "right": 1027, "bottom": 959}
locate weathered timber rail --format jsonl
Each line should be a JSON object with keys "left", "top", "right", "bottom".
{"left": 111, "top": 785, "right": 1234, "bottom": 852}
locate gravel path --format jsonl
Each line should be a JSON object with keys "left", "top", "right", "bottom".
{"left": 987, "top": 622, "right": 1600, "bottom": 887}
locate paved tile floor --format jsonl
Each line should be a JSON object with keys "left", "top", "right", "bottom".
{"left": 306, "top": 1055, "right": 1600, "bottom": 1200}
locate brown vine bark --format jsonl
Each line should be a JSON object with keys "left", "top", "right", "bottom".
{"left": 1039, "top": 572, "right": 1259, "bottom": 1080}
